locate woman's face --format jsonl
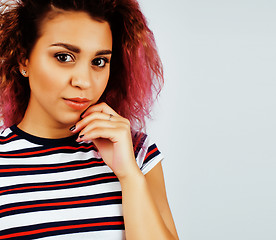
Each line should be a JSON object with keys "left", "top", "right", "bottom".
{"left": 21, "top": 11, "right": 112, "bottom": 128}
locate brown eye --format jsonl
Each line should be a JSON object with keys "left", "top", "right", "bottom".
{"left": 55, "top": 53, "right": 74, "bottom": 63}
{"left": 92, "top": 58, "right": 108, "bottom": 68}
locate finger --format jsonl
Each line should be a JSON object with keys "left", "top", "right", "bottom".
{"left": 77, "top": 126, "right": 126, "bottom": 143}
{"left": 81, "top": 102, "right": 119, "bottom": 119}
{"left": 82, "top": 111, "right": 120, "bottom": 124}
{"left": 77, "top": 119, "right": 121, "bottom": 138}
{"left": 72, "top": 111, "right": 129, "bottom": 133}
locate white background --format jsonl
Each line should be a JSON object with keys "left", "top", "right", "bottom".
{"left": 138, "top": 0, "right": 276, "bottom": 239}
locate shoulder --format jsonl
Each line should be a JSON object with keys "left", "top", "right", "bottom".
{"left": 132, "top": 131, "right": 164, "bottom": 175}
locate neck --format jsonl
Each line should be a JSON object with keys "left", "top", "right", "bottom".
{"left": 18, "top": 109, "right": 75, "bottom": 139}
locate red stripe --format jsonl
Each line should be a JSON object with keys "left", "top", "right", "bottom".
{"left": 0, "top": 159, "right": 104, "bottom": 173}
{"left": 144, "top": 147, "right": 158, "bottom": 162}
{"left": 0, "top": 196, "right": 122, "bottom": 215}
{"left": 0, "top": 134, "right": 17, "bottom": 142}
{"left": 0, "top": 221, "right": 124, "bottom": 239}
{"left": 0, "top": 175, "right": 117, "bottom": 195}
{"left": 0, "top": 145, "right": 95, "bottom": 157}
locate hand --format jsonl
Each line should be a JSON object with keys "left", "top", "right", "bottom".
{"left": 71, "top": 102, "right": 140, "bottom": 180}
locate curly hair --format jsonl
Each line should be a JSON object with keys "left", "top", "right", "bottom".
{"left": 0, "top": 0, "right": 163, "bottom": 131}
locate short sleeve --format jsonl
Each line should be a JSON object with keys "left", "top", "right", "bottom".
{"left": 133, "top": 133, "right": 164, "bottom": 175}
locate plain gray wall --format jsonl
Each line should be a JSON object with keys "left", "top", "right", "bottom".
{"left": 138, "top": 0, "right": 276, "bottom": 239}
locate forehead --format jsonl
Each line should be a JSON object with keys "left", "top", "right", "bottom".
{"left": 37, "top": 11, "right": 112, "bottom": 52}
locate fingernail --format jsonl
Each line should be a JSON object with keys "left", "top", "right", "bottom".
{"left": 70, "top": 125, "right": 76, "bottom": 131}
{"left": 80, "top": 112, "right": 86, "bottom": 119}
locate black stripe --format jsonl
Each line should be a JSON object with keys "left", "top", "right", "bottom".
{"left": 0, "top": 172, "right": 118, "bottom": 196}
{"left": 0, "top": 191, "right": 122, "bottom": 218}
{"left": 143, "top": 144, "right": 161, "bottom": 165}
{"left": 0, "top": 216, "right": 125, "bottom": 239}
{"left": 10, "top": 125, "right": 80, "bottom": 146}
{"left": 0, "top": 158, "right": 105, "bottom": 177}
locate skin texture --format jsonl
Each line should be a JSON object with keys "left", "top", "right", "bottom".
{"left": 18, "top": 11, "right": 179, "bottom": 239}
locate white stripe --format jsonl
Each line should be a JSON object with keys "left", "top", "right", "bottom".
{"left": 0, "top": 181, "right": 122, "bottom": 206}
{"left": 141, "top": 155, "right": 164, "bottom": 175}
{"left": 39, "top": 230, "right": 125, "bottom": 240}
{"left": 0, "top": 164, "right": 112, "bottom": 187}
{"left": 0, "top": 204, "right": 123, "bottom": 231}
{"left": 0, "top": 128, "right": 12, "bottom": 136}
{"left": 0, "top": 150, "right": 100, "bottom": 164}
{"left": 0, "top": 139, "right": 40, "bottom": 151}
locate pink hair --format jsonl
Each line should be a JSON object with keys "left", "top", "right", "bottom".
{"left": 103, "top": 0, "right": 164, "bottom": 131}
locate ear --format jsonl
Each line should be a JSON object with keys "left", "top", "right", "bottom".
{"left": 18, "top": 58, "right": 29, "bottom": 77}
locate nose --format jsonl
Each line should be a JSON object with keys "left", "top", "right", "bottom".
{"left": 70, "top": 63, "right": 92, "bottom": 89}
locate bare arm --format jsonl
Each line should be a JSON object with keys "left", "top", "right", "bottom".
{"left": 121, "top": 162, "right": 179, "bottom": 240}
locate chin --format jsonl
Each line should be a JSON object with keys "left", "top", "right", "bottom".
{"left": 56, "top": 112, "right": 81, "bottom": 127}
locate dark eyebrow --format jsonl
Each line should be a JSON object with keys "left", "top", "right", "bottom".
{"left": 95, "top": 50, "right": 112, "bottom": 56}
{"left": 50, "top": 43, "right": 81, "bottom": 53}
{"left": 50, "top": 43, "right": 112, "bottom": 56}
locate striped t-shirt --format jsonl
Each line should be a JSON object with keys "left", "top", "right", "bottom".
{"left": 0, "top": 125, "right": 163, "bottom": 239}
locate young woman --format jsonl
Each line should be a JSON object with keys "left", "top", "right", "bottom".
{"left": 0, "top": 0, "right": 178, "bottom": 239}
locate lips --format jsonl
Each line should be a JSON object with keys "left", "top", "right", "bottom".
{"left": 63, "top": 97, "right": 91, "bottom": 110}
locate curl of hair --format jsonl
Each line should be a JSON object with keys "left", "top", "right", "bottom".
{"left": 0, "top": 0, "right": 164, "bottom": 131}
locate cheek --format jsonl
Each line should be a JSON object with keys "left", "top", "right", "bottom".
{"left": 102, "top": 70, "right": 110, "bottom": 88}
{"left": 29, "top": 71, "right": 58, "bottom": 96}
{"left": 94, "top": 69, "right": 110, "bottom": 93}
{"left": 101, "top": 71, "right": 110, "bottom": 94}
{"left": 29, "top": 58, "right": 66, "bottom": 94}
